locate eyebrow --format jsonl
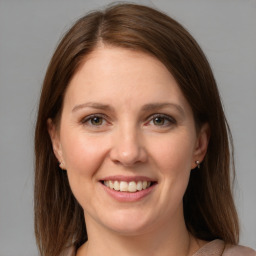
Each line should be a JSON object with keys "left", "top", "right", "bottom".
{"left": 72, "top": 102, "right": 185, "bottom": 116}
{"left": 141, "top": 103, "right": 185, "bottom": 116}
{"left": 72, "top": 102, "right": 114, "bottom": 112}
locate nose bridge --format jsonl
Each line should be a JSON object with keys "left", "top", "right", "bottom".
{"left": 110, "top": 121, "right": 147, "bottom": 166}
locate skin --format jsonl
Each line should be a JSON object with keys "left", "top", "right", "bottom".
{"left": 48, "top": 46, "right": 210, "bottom": 256}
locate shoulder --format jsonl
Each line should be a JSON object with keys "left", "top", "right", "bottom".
{"left": 223, "top": 244, "right": 256, "bottom": 256}
{"left": 193, "top": 239, "right": 256, "bottom": 256}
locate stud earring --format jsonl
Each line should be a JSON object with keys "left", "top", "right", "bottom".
{"left": 195, "top": 160, "right": 200, "bottom": 169}
{"left": 59, "top": 162, "right": 65, "bottom": 170}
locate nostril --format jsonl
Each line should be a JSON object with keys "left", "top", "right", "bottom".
{"left": 109, "top": 138, "right": 148, "bottom": 166}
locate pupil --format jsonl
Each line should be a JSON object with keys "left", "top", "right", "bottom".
{"left": 92, "top": 117, "right": 102, "bottom": 125}
{"left": 154, "top": 117, "right": 164, "bottom": 125}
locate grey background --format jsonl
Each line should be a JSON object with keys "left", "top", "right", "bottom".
{"left": 0, "top": 0, "right": 255, "bottom": 255}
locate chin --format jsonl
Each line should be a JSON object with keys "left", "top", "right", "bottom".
{"left": 98, "top": 208, "right": 157, "bottom": 236}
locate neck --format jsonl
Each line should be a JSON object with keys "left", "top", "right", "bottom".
{"left": 77, "top": 209, "right": 200, "bottom": 256}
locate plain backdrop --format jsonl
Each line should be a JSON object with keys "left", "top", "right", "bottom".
{"left": 0, "top": 0, "right": 255, "bottom": 255}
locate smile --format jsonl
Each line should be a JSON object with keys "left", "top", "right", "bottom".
{"left": 100, "top": 176, "right": 157, "bottom": 202}
{"left": 103, "top": 180, "right": 151, "bottom": 192}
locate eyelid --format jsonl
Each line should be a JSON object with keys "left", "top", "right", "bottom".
{"left": 80, "top": 113, "right": 176, "bottom": 128}
{"left": 146, "top": 113, "right": 177, "bottom": 126}
{"left": 81, "top": 113, "right": 109, "bottom": 126}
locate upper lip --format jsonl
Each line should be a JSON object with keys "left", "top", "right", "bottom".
{"left": 100, "top": 175, "right": 157, "bottom": 182}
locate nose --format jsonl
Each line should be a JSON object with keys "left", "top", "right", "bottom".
{"left": 109, "top": 126, "right": 147, "bottom": 167}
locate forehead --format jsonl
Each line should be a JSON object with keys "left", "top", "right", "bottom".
{"left": 72, "top": 46, "right": 175, "bottom": 85}
{"left": 63, "top": 46, "right": 191, "bottom": 113}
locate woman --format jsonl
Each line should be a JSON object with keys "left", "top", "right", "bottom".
{"left": 34, "top": 3, "right": 256, "bottom": 256}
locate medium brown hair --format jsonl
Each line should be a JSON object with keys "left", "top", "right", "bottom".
{"left": 34, "top": 3, "right": 239, "bottom": 256}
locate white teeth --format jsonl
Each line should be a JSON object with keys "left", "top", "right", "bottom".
{"left": 120, "top": 181, "right": 128, "bottom": 192}
{"left": 137, "top": 181, "right": 142, "bottom": 191}
{"left": 142, "top": 181, "right": 147, "bottom": 189}
{"left": 128, "top": 181, "right": 137, "bottom": 192}
{"left": 103, "top": 180, "right": 153, "bottom": 192}
{"left": 114, "top": 181, "right": 120, "bottom": 191}
{"left": 109, "top": 180, "right": 114, "bottom": 189}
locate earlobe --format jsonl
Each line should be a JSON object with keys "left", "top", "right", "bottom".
{"left": 192, "top": 123, "right": 210, "bottom": 169}
{"left": 47, "top": 118, "right": 64, "bottom": 166}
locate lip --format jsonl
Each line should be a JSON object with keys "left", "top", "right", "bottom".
{"left": 99, "top": 175, "right": 157, "bottom": 202}
{"left": 101, "top": 183, "right": 156, "bottom": 202}
{"left": 101, "top": 175, "right": 155, "bottom": 182}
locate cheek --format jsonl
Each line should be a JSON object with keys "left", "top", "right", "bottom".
{"left": 60, "top": 132, "right": 109, "bottom": 207}
{"left": 149, "top": 132, "right": 195, "bottom": 175}
{"left": 61, "top": 131, "right": 107, "bottom": 177}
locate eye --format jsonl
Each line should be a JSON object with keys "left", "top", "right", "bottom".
{"left": 147, "top": 114, "right": 176, "bottom": 127}
{"left": 81, "top": 114, "right": 107, "bottom": 127}
{"left": 90, "top": 116, "right": 103, "bottom": 126}
{"left": 153, "top": 116, "right": 166, "bottom": 126}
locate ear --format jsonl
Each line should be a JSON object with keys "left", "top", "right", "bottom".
{"left": 191, "top": 123, "right": 210, "bottom": 169}
{"left": 47, "top": 118, "right": 65, "bottom": 169}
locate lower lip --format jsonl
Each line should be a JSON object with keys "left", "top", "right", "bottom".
{"left": 100, "top": 182, "right": 156, "bottom": 202}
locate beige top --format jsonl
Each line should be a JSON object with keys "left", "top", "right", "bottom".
{"left": 193, "top": 239, "right": 256, "bottom": 256}
{"left": 65, "top": 239, "right": 256, "bottom": 256}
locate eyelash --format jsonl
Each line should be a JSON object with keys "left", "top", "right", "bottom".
{"left": 147, "top": 114, "right": 177, "bottom": 127}
{"left": 80, "top": 113, "right": 176, "bottom": 128}
{"left": 81, "top": 114, "right": 108, "bottom": 127}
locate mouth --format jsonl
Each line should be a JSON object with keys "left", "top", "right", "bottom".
{"left": 100, "top": 175, "right": 158, "bottom": 193}
{"left": 99, "top": 176, "right": 157, "bottom": 202}
{"left": 101, "top": 180, "right": 157, "bottom": 193}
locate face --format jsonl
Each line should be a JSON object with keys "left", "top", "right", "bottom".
{"left": 49, "top": 46, "right": 209, "bottom": 236}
